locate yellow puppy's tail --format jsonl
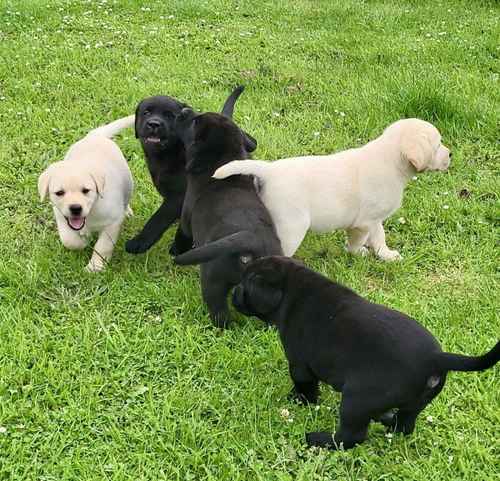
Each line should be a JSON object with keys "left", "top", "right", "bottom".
{"left": 213, "top": 160, "right": 271, "bottom": 180}
{"left": 86, "top": 115, "right": 135, "bottom": 139}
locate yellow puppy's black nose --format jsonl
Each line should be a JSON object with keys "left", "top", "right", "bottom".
{"left": 69, "top": 204, "right": 82, "bottom": 215}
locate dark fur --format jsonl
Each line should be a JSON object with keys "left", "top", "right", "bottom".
{"left": 171, "top": 110, "right": 282, "bottom": 328}
{"left": 232, "top": 256, "right": 500, "bottom": 450}
{"left": 126, "top": 87, "right": 249, "bottom": 254}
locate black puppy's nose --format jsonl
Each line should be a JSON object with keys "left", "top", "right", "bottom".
{"left": 146, "top": 119, "right": 161, "bottom": 130}
{"left": 69, "top": 204, "right": 82, "bottom": 215}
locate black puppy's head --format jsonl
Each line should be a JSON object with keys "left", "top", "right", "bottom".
{"left": 135, "top": 95, "right": 187, "bottom": 148}
{"left": 232, "top": 256, "right": 295, "bottom": 321}
{"left": 175, "top": 109, "right": 257, "bottom": 174}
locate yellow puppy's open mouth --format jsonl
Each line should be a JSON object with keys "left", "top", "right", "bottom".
{"left": 66, "top": 216, "right": 86, "bottom": 231}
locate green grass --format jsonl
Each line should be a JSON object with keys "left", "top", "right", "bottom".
{"left": 0, "top": 0, "right": 499, "bottom": 479}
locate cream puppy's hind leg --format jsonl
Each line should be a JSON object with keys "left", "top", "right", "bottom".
{"left": 367, "top": 222, "right": 402, "bottom": 261}
{"left": 346, "top": 228, "right": 370, "bottom": 256}
{"left": 86, "top": 220, "right": 123, "bottom": 272}
{"left": 275, "top": 211, "right": 310, "bottom": 257}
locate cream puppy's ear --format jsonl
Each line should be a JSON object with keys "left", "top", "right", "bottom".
{"left": 38, "top": 162, "right": 60, "bottom": 201}
{"left": 401, "top": 132, "right": 433, "bottom": 172}
{"left": 90, "top": 172, "right": 105, "bottom": 197}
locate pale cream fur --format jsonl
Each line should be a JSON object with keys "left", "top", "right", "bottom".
{"left": 38, "top": 116, "right": 135, "bottom": 271}
{"left": 213, "top": 118, "right": 451, "bottom": 260}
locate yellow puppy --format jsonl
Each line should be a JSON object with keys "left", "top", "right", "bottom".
{"left": 38, "top": 116, "right": 135, "bottom": 271}
{"left": 214, "top": 119, "right": 451, "bottom": 260}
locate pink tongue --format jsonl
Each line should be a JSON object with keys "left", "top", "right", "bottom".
{"left": 69, "top": 217, "right": 84, "bottom": 229}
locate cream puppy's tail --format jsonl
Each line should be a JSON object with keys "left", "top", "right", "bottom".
{"left": 213, "top": 160, "right": 271, "bottom": 180}
{"left": 86, "top": 115, "right": 135, "bottom": 139}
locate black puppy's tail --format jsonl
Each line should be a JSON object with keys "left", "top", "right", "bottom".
{"left": 174, "top": 230, "right": 257, "bottom": 265}
{"left": 221, "top": 86, "right": 245, "bottom": 119}
{"left": 435, "top": 340, "right": 500, "bottom": 372}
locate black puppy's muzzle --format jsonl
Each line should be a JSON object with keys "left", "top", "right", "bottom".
{"left": 142, "top": 117, "right": 169, "bottom": 144}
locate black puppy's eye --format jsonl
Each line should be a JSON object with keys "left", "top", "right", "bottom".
{"left": 143, "top": 109, "right": 151, "bottom": 116}
{"left": 55, "top": 190, "right": 65, "bottom": 197}
{"left": 82, "top": 188, "right": 90, "bottom": 194}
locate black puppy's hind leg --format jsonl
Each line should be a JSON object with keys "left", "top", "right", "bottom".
{"left": 391, "top": 374, "right": 446, "bottom": 435}
{"left": 307, "top": 389, "right": 372, "bottom": 450}
{"left": 126, "top": 197, "right": 183, "bottom": 254}
{"left": 288, "top": 363, "right": 319, "bottom": 405}
{"left": 201, "top": 266, "right": 232, "bottom": 329}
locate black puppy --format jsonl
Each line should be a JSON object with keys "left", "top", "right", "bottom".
{"left": 233, "top": 256, "right": 499, "bottom": 450}
{"left": 171, "top": 110, "right": 283, "bottom": 328}
{"left": 126, "top": 86, "right": 250, "bottom": 254}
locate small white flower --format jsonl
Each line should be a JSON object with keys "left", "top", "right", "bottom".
{"left": 315, "top": 405, "right": 320, "bottom": 411}
{"left": 412, "top": 176, "right": 418, "bottom": 180}
{"left": 0, "top": 426, "right": 6, "bottom": 434}
{"left": 279, "top": 408, "right": 290, "bottom": 419}
{"left": 443, "top": 205, "right": 449, "bottom": 210}
{"left": 313, "top": 131, "right": 320, "bottom": 137}
{"left": 398, "top": 217, "right": 406, "bottom": 224}
{"left": 448, "top": 455, "right": 454, "bottom": 463}
{"left": 385, "top": 432, "right": 393, "bottom": 439}
{"left": 426, "top": 415, "right": 434, "bottom": 423}
{"left": 339, "top": 111, "right": 346, "bottom": 117}
{"left": 273, "top": 112, "right": 280, "bottom": 117}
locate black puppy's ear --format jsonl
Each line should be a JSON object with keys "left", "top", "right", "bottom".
{"left": 255, "top": 258, "right": 288, "bottom": 286}
{"left": 178, "top": 107, "right": 196, "bottom": 122}
{"left": 242, "top": 130, "right": 257, "bottom": 152}
{"left": 134, "top": 103, "right": 141, "bottom": 138}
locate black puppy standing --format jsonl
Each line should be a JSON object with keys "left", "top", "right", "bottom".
{"left": 171, "top": 110, "right": 283, "bottom": 328}
{"left": 233, "top": 256, "right": 499, "bottom": 450}
{"left": 126, "top": 87, "right": 250, "bottom": 254}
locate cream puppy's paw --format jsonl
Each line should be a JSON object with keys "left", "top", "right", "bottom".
{"left": 345, "top": 245, "right": 369, "bottom": 257}
{"left": 377, "top": 248, "right": 402, "bottom": 261}
{"left": 85, "top": 258, "right": 106, "bottom": 272}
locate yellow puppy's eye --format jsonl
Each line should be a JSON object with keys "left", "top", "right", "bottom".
{"left": 55, "top": 190, "right": 65, "bottom": 197}
{"left": 82, "top": 188, "right": 90, "bottom": 194}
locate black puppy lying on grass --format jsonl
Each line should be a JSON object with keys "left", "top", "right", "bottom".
{"left": 233, "top": 256, "right": 500, "bottom": 450}
{"left": 171, "top": 110, "right": 283, "bottom": 328}
{"left": 126, "top": 86, "right": 252, "bottom": 254}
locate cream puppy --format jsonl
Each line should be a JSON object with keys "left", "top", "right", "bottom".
{"left": 38, "top": 116, "right": 135, "bottom": 271}
{"left": 214, "top": 119, "right": 451, "bottom": 260}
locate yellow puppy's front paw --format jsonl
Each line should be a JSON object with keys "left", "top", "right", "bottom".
{"left": 378, "top": 249, "right": 402, "bottom": 261}
{"left": 85, "top": 259, "right": 105, "bottom": 272}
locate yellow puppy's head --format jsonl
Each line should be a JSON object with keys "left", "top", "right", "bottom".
{"left": 38, "top": 161, "right": 104, "bottom": 231}
{"left": 385, "top": 119, "right": 451, "bottom": 173}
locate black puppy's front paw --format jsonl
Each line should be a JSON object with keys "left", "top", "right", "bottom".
{"left": 125, "top": 236, "right": 151, "bottom": 254}
{"left": 287, "top": 388, "right": 317, "bottom": 405}
{"left": 306, "top": 431, "right": 335, "bottom": 449}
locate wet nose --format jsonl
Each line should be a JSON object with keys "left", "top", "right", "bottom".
{"left": 146, "top": 119, "right": 161, "bottom": 130}
{"left": 69, "top": 204, "right": 82, "bottom": 216}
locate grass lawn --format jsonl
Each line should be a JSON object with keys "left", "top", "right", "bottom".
{"left": 0, "top": 0, "right": 499, "bottom": 479}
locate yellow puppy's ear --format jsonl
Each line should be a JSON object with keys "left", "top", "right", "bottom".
{"left": 90, "top": 172, "right": 105, "bottom": 197}
{"left": 401, "top": 133, "right": 432, "bottom": 172}
{"left": 38, "top": 167, "right": 52, "bottom": 201}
